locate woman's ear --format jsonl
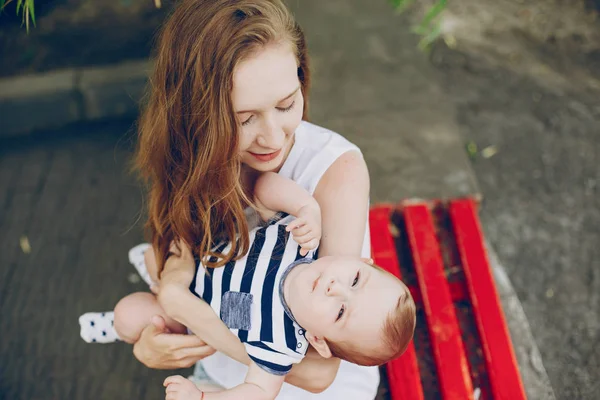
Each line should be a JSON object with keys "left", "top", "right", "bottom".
{"left": 305, "top": 331, "right": 332, "bottom": 359}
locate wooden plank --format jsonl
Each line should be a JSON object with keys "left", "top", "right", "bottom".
{"left": 369, "top": 205, "right": 424, "bottom": 400}
{"left": 408, "top": 282, "right": 468, "bottom": 304}
{"left": 449, "top": 199, "right": 527, "bottom": 400}
{"left": 403, "top": 204, "right": 474, "bottom": 400}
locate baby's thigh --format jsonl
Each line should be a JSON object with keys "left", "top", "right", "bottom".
{"left": 114, "top": 292, "right": 165, "bottom": 343}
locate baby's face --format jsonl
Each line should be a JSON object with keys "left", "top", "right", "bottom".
{"left": 285, "top": 256, "right": 406, "bottom": 352}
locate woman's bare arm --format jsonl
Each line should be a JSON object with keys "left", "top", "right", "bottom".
{"left": 314, "top": 150, "right": 370, "bottom": 258}
{"left": 285, "top": 150, "right": 370, "bottom": 389}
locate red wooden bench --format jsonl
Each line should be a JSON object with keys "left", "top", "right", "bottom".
{"left": 370, "top": 199, "right": 527, "bottom": 400}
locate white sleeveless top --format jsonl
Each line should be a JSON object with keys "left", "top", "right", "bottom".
{"left": 200, "top": 121, "right": 379, "bottom": 399}
{"left": 278, "top": 121, "right": 371, "bottom": 258}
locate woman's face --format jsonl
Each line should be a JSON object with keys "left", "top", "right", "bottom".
{"left": 232, "top": 42, "right": 304, "bottom": 173}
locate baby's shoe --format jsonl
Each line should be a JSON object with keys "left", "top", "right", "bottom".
{"left": 128, "top": 243, "right": 152, "bottom": 287}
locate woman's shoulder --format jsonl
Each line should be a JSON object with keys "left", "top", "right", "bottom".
{"left": 296, "top": 121, "right": 359, "bottom": 152}
{"left": 280, "top": 121, "right": 363, "bottom": 194}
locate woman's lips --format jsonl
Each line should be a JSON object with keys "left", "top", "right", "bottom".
{"left": 249, "top": 149, "right": 281, "bottom": 162}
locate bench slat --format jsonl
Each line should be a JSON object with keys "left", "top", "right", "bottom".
{"left": 403, "top": 204, "right": 474, "bottom": 400}
{"left": 369, "top": 205, "right": 424, "bottom": 400}
{"left": 449, "top": 199, "right": 527, "bottom": 400}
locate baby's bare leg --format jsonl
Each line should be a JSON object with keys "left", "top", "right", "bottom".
{"left": 114, "top": 292, "right": 186, "bottom": 343}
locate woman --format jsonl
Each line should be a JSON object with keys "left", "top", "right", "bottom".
{"left": 132, "top": 0, "right": 378, "bottom": 398}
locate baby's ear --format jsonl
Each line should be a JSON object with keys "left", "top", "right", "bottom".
{"left": 360, "top": 257, "right": 374, "bottom": 265}
{"left": 305, "top": 332, "right": 332, "bottom": 359}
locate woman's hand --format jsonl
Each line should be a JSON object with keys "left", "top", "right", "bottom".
{"left": 133, "top": 315, "right": 216, "bottom": 369}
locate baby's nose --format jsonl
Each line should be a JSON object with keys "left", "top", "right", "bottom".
{"left": 326, "top": 279, "right": 341, "bottom": 296}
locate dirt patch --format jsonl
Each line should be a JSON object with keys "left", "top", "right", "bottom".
{"left": 0, "top": 0, "right": 174, "bottom": 77}
{"left": 411, "top": 0, "right": 600, "bottom": 95}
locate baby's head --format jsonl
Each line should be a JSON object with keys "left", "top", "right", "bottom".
{"left": 282, "top": 256, "right": 416, "bottom": 366}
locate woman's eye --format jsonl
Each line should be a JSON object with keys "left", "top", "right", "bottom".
{"left": 352, "top": 271, "right": 360, "bottom": 287}
{"left": 336, "top": 305, "right": 345, "bottom": 321}
{"left": 241, "top": 115, "right": 254, "bottom": 126}
{"left": 277, "top": 101, "right": 295, "bottom": 113}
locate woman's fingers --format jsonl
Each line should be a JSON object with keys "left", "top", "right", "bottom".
{"left": 163, "top": 333, "right": 209, "bottom": 352}
{"left": 176, "top": 343, "right": 217, "bottom": 359}
{"left": 174, "top": 355, "right": 207, "bottom": 369}
{"left": 134, "top": 317, "right": 215, "bottom": 369}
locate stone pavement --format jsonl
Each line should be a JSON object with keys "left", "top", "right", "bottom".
{"left": 0, "top": 122, "right": 169, "bottom": 399}
{"left": 0, "top": 0, "right": 555, "bottom": 399}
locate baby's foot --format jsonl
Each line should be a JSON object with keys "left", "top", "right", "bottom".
{"left": 78, "top": 311, "right": 120, "bottom": 343}
{"left": 128, "top": 243, "right": 152, "bottom": 286}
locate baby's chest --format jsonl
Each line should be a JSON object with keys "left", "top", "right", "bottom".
{"left": 219, "top": 290, "right": 256, "bottom": 331}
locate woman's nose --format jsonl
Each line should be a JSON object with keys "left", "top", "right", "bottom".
{"left": 256, "top": 115, "right": 284, "bottom": 148}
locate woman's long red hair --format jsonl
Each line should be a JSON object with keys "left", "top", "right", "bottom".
{"left": 134, "top": 0, "right": 310, "bottom": 273}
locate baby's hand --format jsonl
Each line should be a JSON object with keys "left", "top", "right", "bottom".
{"left": 160, "top": 240, "right": 196, "bottom": 287}
{"left": 286, "top": 202, "right": 321, "bottom": 256}
{"left": 164, "top": 375, "right": 203, "bottom": 400}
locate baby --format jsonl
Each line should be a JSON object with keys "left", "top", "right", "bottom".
{"left": 113, "top": 172, "right": 416, "bottom": 400}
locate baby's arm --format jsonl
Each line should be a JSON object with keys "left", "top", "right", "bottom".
{"left": 156, "top": 248, "right": 250, "bottom": 365}
{"left": 254, "top": 172, "right": 321, "bottom": 256}
{"left": 164, "top": 362, "right": 284, "bottom": 400}
{"left": 158, "top": 282, "right": 250, "bottom": 366}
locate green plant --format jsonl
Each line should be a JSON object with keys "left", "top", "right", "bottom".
{"left": 0, "top": 0, "right": 36, "bottom": 32}
{"left": 389, "top": 0, "right": 448, "bottom": 50}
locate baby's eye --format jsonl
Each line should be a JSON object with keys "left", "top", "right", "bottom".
{"left": 352, "top": 271, "right": 360, "bottom": 287}
{"left": 336, "top": 305, "right": 345, "bottom": 321}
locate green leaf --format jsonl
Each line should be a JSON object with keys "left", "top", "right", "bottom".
{"left": 417, "top": 23, "right": 442, "bottom": 51}
{"left": 28, "top": 0, "right": 36, "bottom": 26}
{"left": 17, "top": 0, "right": 23, "bottom": 15}
{"left": 415, "top": 0, "right": 447, "bottom": 33}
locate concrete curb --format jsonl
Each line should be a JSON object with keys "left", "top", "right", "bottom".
{"left": 487, "top": 242, "right": 556, "bottom": 400}
{"left": 0, "top": 60, "right": 151, "bottom": 137}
